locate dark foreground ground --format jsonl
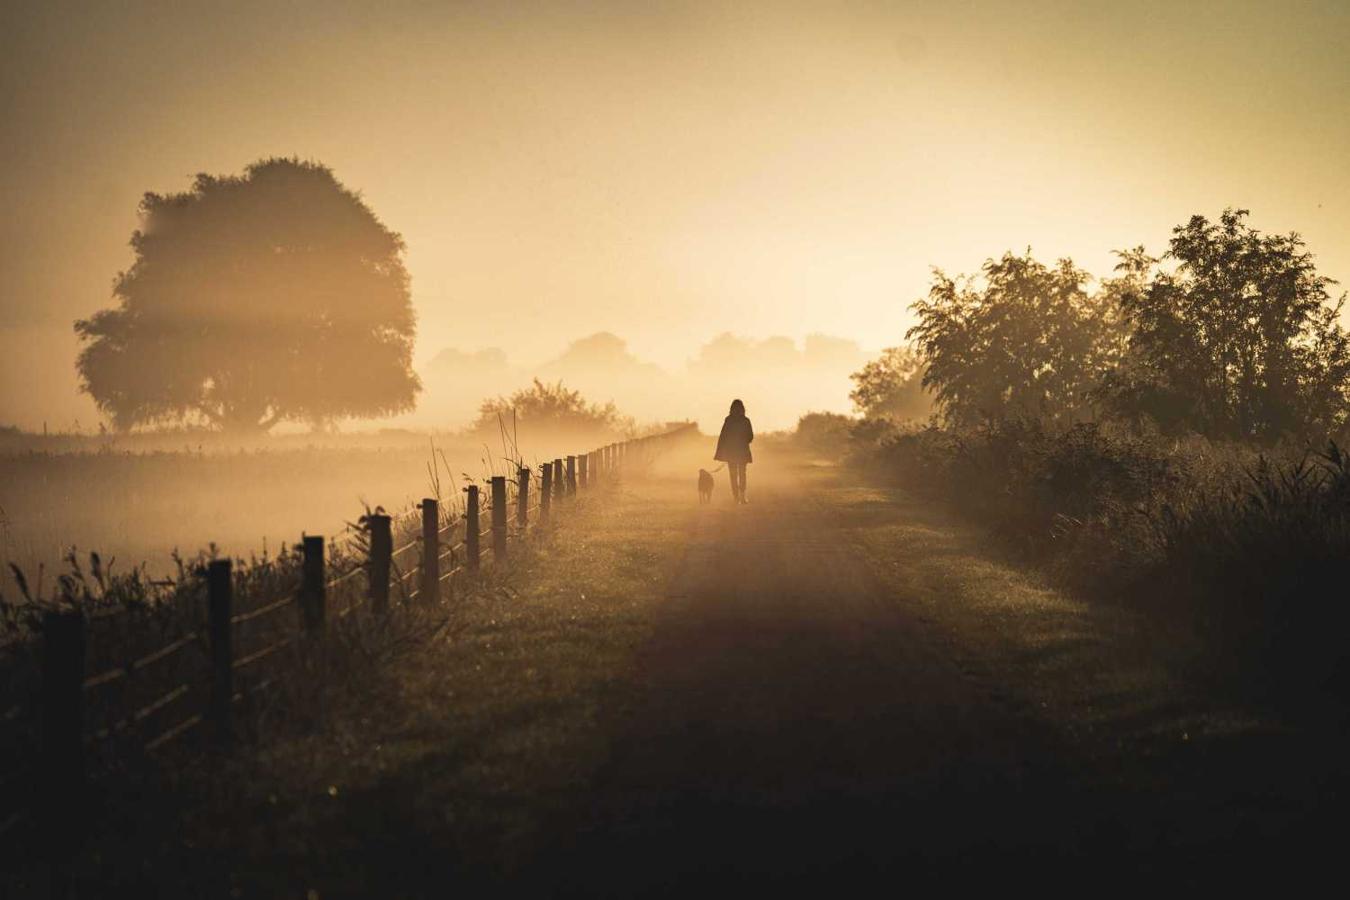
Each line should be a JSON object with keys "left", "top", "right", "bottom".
{"left": 551, "top": 466, "right": 1082, "bottom": 894}
{"left": 538, "top": 457, "right": 1346, "bottom": 895}
{"left": 13, "top": 451, "right": 1348, "bottom": 896}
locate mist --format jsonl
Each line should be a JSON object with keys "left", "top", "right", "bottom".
{"left": 413, "top": 330, "right": 869, "bottom": 433}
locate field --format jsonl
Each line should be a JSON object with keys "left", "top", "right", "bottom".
{"left": 0, "top": 428, "right": 606, "bottom": 594}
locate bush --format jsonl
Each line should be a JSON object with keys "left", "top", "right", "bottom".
{"left": 475, "top": 379, "right": 630, "bottom": 441}
{"left": 792, "top": 412, "right": 855, "bottom": 458}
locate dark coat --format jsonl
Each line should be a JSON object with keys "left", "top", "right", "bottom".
{"left": 714, "top": 414, "right": 754, "bottom": 464}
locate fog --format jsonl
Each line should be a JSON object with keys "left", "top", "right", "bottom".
{"left": 412, "top": 330, "right": 869, "bottom": 433}
{"left": 0, "top": 425, "right": 638, "bottom": 588}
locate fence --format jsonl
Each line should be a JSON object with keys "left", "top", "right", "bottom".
{"left": 0, "top": 423, "right": 698, "bottom": 849}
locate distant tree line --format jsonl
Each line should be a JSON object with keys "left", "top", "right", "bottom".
{"left": 858, "top": 209, "right": 1350, "bottom": 443}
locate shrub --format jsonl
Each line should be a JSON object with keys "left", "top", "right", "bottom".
{"left": 792, "top": 412, "right": 855, "bottom": 458}
{"left": 475, "top": 379, "right": 630, "bottom": 440}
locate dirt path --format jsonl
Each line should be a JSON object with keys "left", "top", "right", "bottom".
{"left": 543, "top": 460, "right": 1122, "bottom": 894}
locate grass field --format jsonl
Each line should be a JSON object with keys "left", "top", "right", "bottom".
{"left": 9, "top": 463, "right": 690, "bottom": 896}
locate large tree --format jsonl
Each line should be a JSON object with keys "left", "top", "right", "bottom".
{"left": 907, "top": 251, "right": 1115, "bottom": 426}
{"left": 1103, "top": 209, "right": 1350, "bottom": 440}
{"left": 75, "top": 158, "right": 419, "bottom": 432}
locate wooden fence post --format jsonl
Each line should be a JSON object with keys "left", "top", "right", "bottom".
{"left": 566, "top": 456, "right": 577, "bottom": 496}
{"left": 579, "top": 453, "right": 589, "bottom": 490}
{"left": 491, "top": 476, "right": 508, "bottom": 559}
{"left": 465, "top": 485, "right": 480, "bottom": 571}
{"left": 540, "top": 462, "right": 553, "bottom": 522}
{"left": 207, "top": 559, "right": 233, "bottom": 748}
{"left": 517, "top": 467, "right": 530, "bottom": 528}
{"left": 41, "top": 609, "right": 85, "bottom": 844}
{"left": 421, "top": 498, "right": 440, "bottom": 603}
{"left": 368, "top": 513, "right": 391, "bottom": 614}
{"left": 552, "top": 459, "right": 564, "bottom": 501}
{"left": 301, "top": 535, "right": 326, "bottom": 633}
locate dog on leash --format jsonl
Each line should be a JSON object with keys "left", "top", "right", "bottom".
{"left": 698, "top": 465, "right": 723, "bottom": 504}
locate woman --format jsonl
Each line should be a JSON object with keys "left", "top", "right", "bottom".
{"left": 713, "top": 398, "right": 754, "bottom": 504}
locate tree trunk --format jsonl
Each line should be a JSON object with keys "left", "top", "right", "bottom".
{"left": 212, "top": 402, "right": 279, "bottom": 434}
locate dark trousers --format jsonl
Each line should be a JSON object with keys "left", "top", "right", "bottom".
{"left": 728, "top": 462, "right": 747, "bottom": 499}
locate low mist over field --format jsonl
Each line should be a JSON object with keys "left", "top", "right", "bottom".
{"left": 0, "top": 427, "right": 627, "bottom": 588}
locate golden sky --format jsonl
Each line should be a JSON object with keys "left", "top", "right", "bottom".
{"left": 2, "top": 0, "right": 1347, "bottom": 429}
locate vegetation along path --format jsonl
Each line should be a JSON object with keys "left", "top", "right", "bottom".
{"left": 64, "top": 453, "right": 1346, "bottom": 897}
{"left": 551, "top": 454, "right": 1345, "bottom": 894}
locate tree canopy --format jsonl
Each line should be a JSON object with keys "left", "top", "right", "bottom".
{"left": 1103, "top": 209, "right": 1350, "bottom": 440}
{"left": 848, "top": 346, "right": 932, "bottom": 422}
{"left": 863, "top": 209, "right": 1348, "bottom": 443}
{"left": 906, "top": 251, "right": 1115, "bottom": 427}
{"left": 75, "top": 158, "right": 419, "bottom": 432}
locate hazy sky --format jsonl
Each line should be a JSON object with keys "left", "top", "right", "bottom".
{"left": 2, "top": 0, "right": 1348, "bottom": 429}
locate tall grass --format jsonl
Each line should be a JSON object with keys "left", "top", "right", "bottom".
{"left": 854, "top": 419, "right": 1350, "bottom": 709}
{"left": 0, "top": 429, "right": 563, "bottom": 793}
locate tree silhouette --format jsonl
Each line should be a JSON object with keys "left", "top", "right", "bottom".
{"left": 475, "top": 378, "right": 630, "bottom": 436}
{"left": 75, "top": 158, "right": 419, "bottom": 432}
{"left": 907, "top": 251, "right": 1115, "bottom": 426}
{"left": 848, "top": 346, "right": 932, "bottom": 422}
{"left": 1104, "top": 209, "right": 1350, "bottom": 440}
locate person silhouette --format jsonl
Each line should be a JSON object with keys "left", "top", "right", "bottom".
{"left": 713, "top": 398, "right": 754, "bottom": 504}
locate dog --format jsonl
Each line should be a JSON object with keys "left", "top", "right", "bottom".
{"left": 698, "top": 465, "right": 723, "bottom": 504}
